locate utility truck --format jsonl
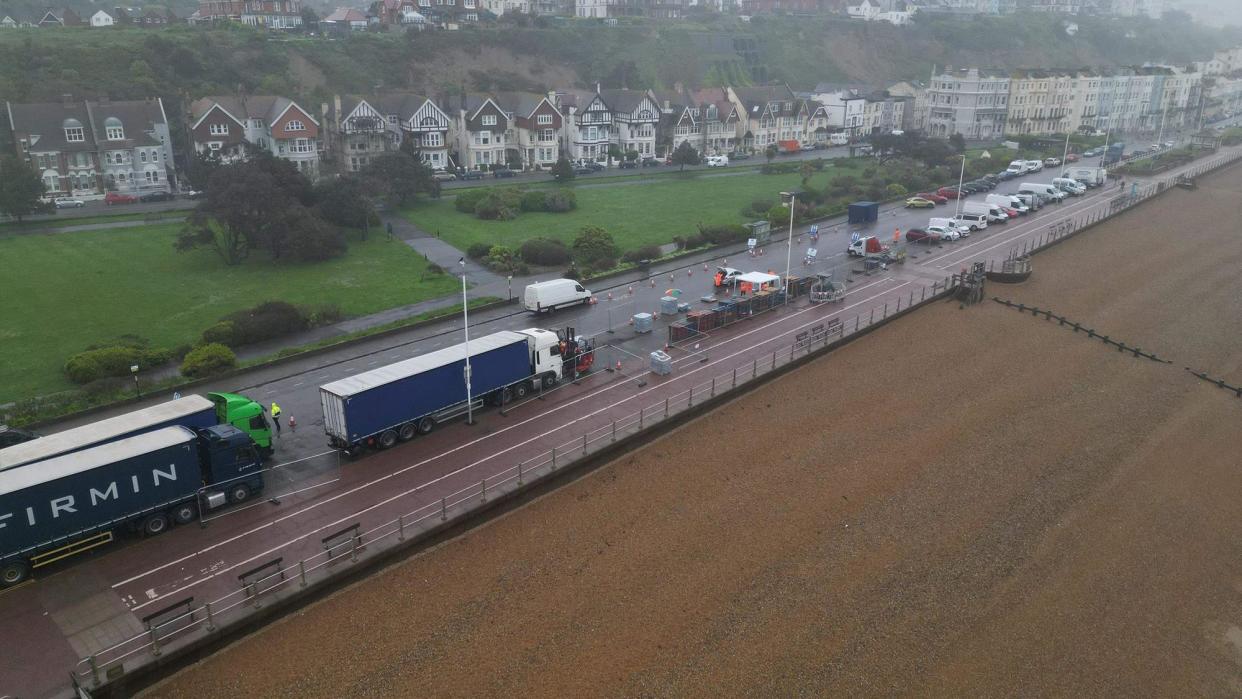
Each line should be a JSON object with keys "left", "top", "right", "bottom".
{"left": 0, "top": 425, "right": 264, "bottom": 585}
{"left": 320, "top": 328, "right": 594, "bottom": 457}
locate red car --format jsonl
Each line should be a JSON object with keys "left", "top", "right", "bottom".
{"left": 1003, "top": 207, "right": 1020, "bottom": 218}
{"left": 936, "top": 186, "right": 961, "bottom": 199}
{"left": 104, "top": 192, "right": 139, "bottom": 205}
{"left": 1066, "top": 153, "right": 1080, "bottom": 162}
{"left": 905, "top": 228, "right": 941, "bottom": 244}
{"left": 915, "top": 192, "right": 948, "bottom": 204}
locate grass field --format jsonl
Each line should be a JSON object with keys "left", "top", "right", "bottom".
{"left": 0, "top": 225, "right": 459, "bottom": 402}
{"left": 403, "top": 169, "right": 841, "bottom": 253}
{"left": 0, "top": 210, "right": 187, "bottom": 232}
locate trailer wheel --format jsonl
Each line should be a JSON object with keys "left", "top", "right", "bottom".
{"left": 378, "top": 429, "right": 399, "bottom": 449}
{"left": 514, "top": 382, "right": 530, "bottom": 399}
{"left": 398, "top": 423, "right": 417, "bottom": 441}
{"left": 416, "top": 416, "right": 436, "bottom": 435}
{"left": 172, "top": 503, "right": 198, "bottom": 525}
{"left": 0, "top": 561, "right": 30, "bottom": 586}
{"left": 229, "top": 483, "right": 252, "bottom": 504}
{"left": 142, "top": 513, "right": 170, "bottom": 537}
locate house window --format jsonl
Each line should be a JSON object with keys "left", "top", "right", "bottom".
{"left": 286, "top": 120, "right": 305, "bottom": 132}
{"left": 292, "top": 139, "right": 313, "bottom": 153}
{"left": 64, "top": 127, "right": 84, "bottom": 142}
{"left": 209, "top": 123, "right": 229, "bottom": 136}
{"left": 482, "top": 114, "right": 496, "bottom": 126}
{"left": 140, "top": 151, "right": 147, "bottom": 163}
{"left": 537, "top": 114, "right": 553, "bottom": 125}
{"left": 587, "top": 126, "right": 598, "bottom": 140}
{"left": 106, "top": 126, "right": 124, "bottom": 140}
{"left": 540, "top": 128, "right": 554, "bottom": 142}
{"left": 422, "top": 133, "right": 442, "bottom": 147}
{"left": 464, "top": 0, "right": 475, "bottom": 7}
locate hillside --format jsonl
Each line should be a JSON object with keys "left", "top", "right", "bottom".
{"left": 0, "top": 12, "right": 1238, "bottom": 108}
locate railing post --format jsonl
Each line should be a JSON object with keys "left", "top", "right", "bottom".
{"left": 299, "top": 559, "right": 308, "bottom": 588}
{"left": 87, "top": 655, "right": 100, "bottom": 686}
{"left": 732, "top": 367, "right": 737, "bottom": 388}
{"left": 440, "top": 497, "right": 447, "bottom": 521}
{"left": 552, "top": 447, "right": 558, "bottom": 470}
{"left": 870, "top": 308, "right": 874, "bottom": 324}
{"left": 855, "top": 315, "right": 860, "bottom": 332}
{"left": 518, "top": 461, "right": 524, "bottom": 485}
{"left": 149, "top": 626, "right": 162, "bottom": 657}
{"left": 639, "top": 407, "right": 644, "bottom": 430}
{"left": 909, "top": 290, "right": 914, "bottom": 306}
{"left": 582, "top": 433, "right": 587, "bottom": 456}
{"left": 205, "top": 601, "right": 217, "bottom": 632}
{"left": 665, "top": 397, "right": 670, "bottom": 417}
{"left": 921, "top": 286, "right": 926, "bottom": 302}
{"left": 753, "top": 358, "right": 758, "bottom": 378}
{"left": 249, "top": 582, "right": 261, "bottom": 609}
{"left": 711, "top": 377, "right": 716, "bottom": 397}
{"left": 397, "top": 514, "right": 405, "bottom": 542}
{"left": 480, "top": 478, "right": 487, "bottom": 503}
{"left": 350, "top": 533, "right": 359, "bottom": 563}
{"left": 611, "top": 421, "right": 617, "bottom": 442}
{"left": 772, "top": 351, "right": 777, "bottom": 370}
{"left": 688, "top": 387, "right": 694, "bottom": 408}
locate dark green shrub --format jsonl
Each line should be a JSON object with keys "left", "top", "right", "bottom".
{"left": 455, "top": 188, "right": 489, "bottom": 213}
{"left": 473, "top": 188, "right": 522, "bottom": 220}
{"left": 697, "top": 224, "right": 748, "bottom": 245}
{"left": 63, "top": 343, "right": 172, "bottom": 385}
{"left": 466, "top": 242, "right": 492, "bottom": 259}
{"left": 304, "top": 303, "right": 344, "bottom": 326}
{"left": 571, "top": 226, "right": 619, "bottom": 271}
{"left": 520, "top": 190, "right": 547, "bottom": 212}
{"left": 181, "top": 343, "right": 237, "bottom": 378}
{"left": 206, "top": 301, "right": 308, "bottom": 347}
{"left": 201, "top": 321, "right": 236, "bottom": 346}
{"left": 621, "top": 245, "right": 661, "bottom": 264}
{"left": 520, "top": 237, "right": 571, "bottom": 265}
{"left": 543, "top": 189, "right": 577, "bottom": 212}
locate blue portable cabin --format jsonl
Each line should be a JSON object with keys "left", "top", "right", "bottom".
{"left": 0, "top": 424, "right": 263, "bottom": 585}
{"left": 319, "top": 330, "right": 533, "bottom": 450}
{"left": 0, "top": 395, "right": 218, "bottom": 472}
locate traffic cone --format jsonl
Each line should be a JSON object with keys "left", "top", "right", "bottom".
{"left": 607, "top": 290, "right": 613, "bottom": 300}
{"left": 687, "top": 268, "right": 692, "bottom": 276}
{"left": 589, "top": 296, "right": 597, "bottom": 305}
{"left": 615, "top": 360, "right": 622, "bottom": 371}
{"left": 650, "top": 278, "right": 655, "bottom": 287}
{"left": 703, "top": 263, "right": 708, "bottom": 271}
{"left": 288, "top": 415, "right": 296, "bottom": 432}
{"left": 628, "top": 285, "right": 634, "bottom": 295}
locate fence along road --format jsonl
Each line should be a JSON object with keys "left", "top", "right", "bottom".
{"left": 7, "top": 146, "right": 1241, "bottom": 699}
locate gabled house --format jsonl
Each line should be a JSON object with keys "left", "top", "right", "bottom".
{"left": 659, "top": 87, "right": 740, "bottom": 157}
{"left": 189, "top": 95, "right": 322, "bottom": 176}
{"left": 37, "top": 10, "right": 64, "bottom": 26}
{"left": 551, "top": 88, "right": 612, "bottom": 162}
{"left": 322, "top": 95, "right": 402, "bottom": 172}
{"left": 445, "top": 94, "right": 510, "bottom": 172}
{"left": 727, "top": 84, "right": 808, "bottom": 152}
{"left": 240, "top": 0, "right": 303, "bottom": 28}
{"left": 599, "top": 89, "right": 660, "bottom": 159}
{"left": 0, "top": 15, "right": 19, "bottom": 27}
{"left": 62, "top": 8, "right": 83, "bottom": 25}
{"left": 323, "top": 7, "right": 368, "bottom": 31}
{"left": 138, "top": 10, "right": 167, "bottom": 25}
{"left": 492, "top": 91, "right": 562, "bottom": 170}
{"left": 373, "top": 0, "right": 426, "bottom": 24}
{"left": 6, "top": 96, "right": 174, "bottom": 197}
{"left": 90, "top": 9, "right": 115, "bottom": 26}
{"left": 371, "top": 93, "right": 452, "bottom": 171}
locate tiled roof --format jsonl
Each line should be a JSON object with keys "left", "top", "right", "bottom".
{"left": 190, "top": 95, "right": 314, "bottom": 126}
{"left": 491, "top": 91, "right": 550, "bottom": 118}
{"left": 324, "top": 7, "right": 366, "bottom": 21}
{"left": 7, "top": 98, "right": 165, "bottom": 153}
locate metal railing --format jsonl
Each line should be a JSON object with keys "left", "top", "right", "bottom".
{"left": 71, "top": 145, "right": 1242, "bottom": 691}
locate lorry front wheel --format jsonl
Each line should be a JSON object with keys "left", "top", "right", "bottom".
{"left": 172, "top": 503, "right": 198, "bottom": 525}
{"left": 142, "top": 513, "right": 170, "bottom": 537}
{"left": 378, "top": 429, "right": 398, "bottom": 449}
{"left": 229, "top": 483, "right": 251, "bottom": 504}
{"left": 417, "top": 417, "right": 435, "bottom": 435}
{"left": 542, "top": 374, "right": 557, "bottom": 389}
{"left": 398, "top": 423, "right": 417, "bottom": 441}
{"left": 514, "top": 382, "right": 529, "bottom": 399}
{"left": 1, "top": 561, "right": 30, "bottom": 586}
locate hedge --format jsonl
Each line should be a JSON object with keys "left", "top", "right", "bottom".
{"left": 520, "top": 236, "right": 571, "bottom": 265}
{"left": 180, "top": 343, "right": 238, "bottom": 378}
{"left": 64, "top": 344, "right": 172, "bottom": 385}
{"left": 200, "top": 301, "right": 309, "bottom": 348}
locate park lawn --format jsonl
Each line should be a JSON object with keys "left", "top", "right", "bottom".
{"left": 0, "top": 210, "right": 186, "bottom": 232}
{"left": 0, "top": 225, "right": 459, "bottom": 402}
{"left": 404, "top": 169, "right": 841, "bottom": 254}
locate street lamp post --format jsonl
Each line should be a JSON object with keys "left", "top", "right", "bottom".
{"left": 130, "top": 364, "right": 141, "bottom": 399}
{"left": 459, "top": 258, "right": 474, "bottom": 425}
{"left": 954, "top": 154, "right": 966, "bottom": 218}
{"left": 1100, "top": 124, "right": 1111, "bottom": 168}
{"left": 1060, "top": 130, "right": 1071, "bottom": 173}
{"left": 780, "top": 191, "right": 796, "bottom": 305}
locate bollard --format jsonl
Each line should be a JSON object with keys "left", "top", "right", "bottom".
{"left": 88, "top": 655, "right": 100, "bottom": 685}
{"left": 518, "top": 461, "right": 524, "bottom": 485}
{"left": 772, "top": 352, "right": 777, "bottom": 370}
{"left": 149, "top": 626, "right": 162, "bottom": 657}
{"left": 909, "top": 290, "right": 914, "bottom": 307}
{"left": 205, "top": 602, "right": 217, "bottom": 632}
{"left": 250, "top": 582, "right": 262, "bottom": 609}
{"left": 921, "top": 286, "right": 926, "bottom": 302}
{"left": 481, "top": 478, "right": 487, "bottom": 503}
{"left": 639, "top": 407, "right": 644, "bottom": 430}
{"left": 350, "top": 533, "right": 359, "bottom": 563}
{"left": 688, "top": 387, "right": 694, "bottom": 408}
{"left": 665, "top": 397, "right": 670, "bottom": 418}
{"left": 733, "top": 367, "right": 737, "bottom": 388}
{"left": 611, "top": 421, "right": 617, "bottom": 442}
{"left": 299, "top": 559, "right": 308, "bottom": 587}
{"left": 753, "top": 358, "right": 758, "bottom": 378}
{"left": 552, "top": 447, "right": 558, "bottom": 470}
{"left": 397, "top": 514, "right": 406, "bottom": 542}
{"left": 711, "top": 377, "right": 716, "bottom": 397}
{"left": 870, "top": 308, "right": 874, "bottom": 324}
{"left": 582, "top": 433, "right": 587, "bottom": 456}
{"left": 440, "top": 497, "right": 447, "bottom": 521}
{"left": 855, "top": 315, "right": 860, "bottom": 332}
{"left": 896, "top": 298, "right": 901, "bottom": 312}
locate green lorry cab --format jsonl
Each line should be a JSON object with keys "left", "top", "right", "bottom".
{"left": 208, "top": 392, "right": 273, "bottom": 454}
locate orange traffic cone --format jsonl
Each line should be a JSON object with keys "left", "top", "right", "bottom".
{"left": 650, "top": 278, "right": 655, "bottom": 287}
{"left": 703, "top": 263, "right": 708, "bottom": 271}
{"left": 687, "top": 268, "right": 692, "bottom": 276}
{"left": 607, "top": 291, "right": 613, "bottom": 300}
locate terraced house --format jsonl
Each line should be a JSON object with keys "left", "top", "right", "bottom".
{"left": 322, "top": 95, "right": 403, "bottom": 173}
{"left": 600, "top": 89, "right": 660, "bottom": 159}
{"left": 727, "top": 84, "right": 808, "bottom": 152}
{"left": 552, "top": 88, "right": 613, "bottom": 162}
{"left": 446, "top": 94, "right": 510, "bottom": 172}
{"left": 188, "top": 95, "right": 322, "bottom": 176}
{"left": 492, "top": 91, "right": 563, "bottom": 170}
{"left": 5, "top": 96, "right": 173, "bottom": 197}
{"left": 658, "top": 87, "right": 740, "bottom": 157}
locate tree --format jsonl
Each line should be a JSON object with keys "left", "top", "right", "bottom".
{"left": 607, "top": 144, "right": 624, "bottom": 162}
{"left": 184, "top": 151, "right": 222, "bottom": 192}
{"left": 361, "top": 151, "right": 440, "bottom": 206}
{"left": 625, "top": 149, "right": 639, "bottom": 162}
{"left": 799, "top": 160, "right": 814, "bottom": 187}
{"left": 550, "top": 156, "right": 575, "bottom": 183}
{"left": 765, "top": 144, "right": 778, "bottom": 163}
{"left": 0, "top": 157, "right": 50, "bottom": 223}
{"left": 948, "top": 133, "right": 966, "bottom": 153}
{"left": 670, "top": 141, "right": 700, "bottom": 171}
{"left": 314, "top": 176, "right": 374, "bottom": 232}
{"left": 176, "top": 162, "right": 299, "bottom": 265}
{"left": 571, "top": 226, "right": 619, "bottom": 272}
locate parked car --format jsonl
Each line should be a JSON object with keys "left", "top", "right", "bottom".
{"left": 181, "top": 189, "right": 205, "bottom": 200}
{"left": 1002, "top": 207, "right": 1020, "bottom": 218}
{"left": 1044, "top": 157, "right": 1061, "bottom": 167}
{"left": 904, "top": 197, "right": 936, "bottom": 209}
{"left": 799, "top": 143, "right": 816, "bottom": 152}
{"left": 460, "top": 170, "right": 486, "bottom": 181}
{"left": 54, "top": 197, "right": 85, "bottom": 209}
{"left": 915, "top": 192, "right": 948, "bottom": 204}
{"left": 936, "top": 186, "right": 961, "bottom": 199}
{"left": 705, "top": 155, "right": 730, "bottom": 167}
{"left": 1066, "top": 153, "right": 1080, "bottom": 162}
{"left": 1083, "top": 147, "right": 1101, "bottom": 157}
{"left": 492, "top": 168, "right": 517, "bottom": 178}
{"left": 572, "top": 165, "right": 593, "bottom": 175}
{"left": 1148, "top": 143, "right": 1161, "bottom": 151}
{"left": 926, "top": 225, "right": 960, "bottom": 241}
{"left": 618, "top": 160, "right": 638, "bottom": 169}
{"left": 1162, "top": 141, "right": 1174, "bottom": 148}
{"left": 139, "top": 191, "right": 173, "bottom": 202}
{"left": 103, "top": 192, "right": 138, "bottom": 205}
{"left": 577, "top": 160, "right": 605, "bottom": 172}
{"left": 905, "top": 228, "right": 940, "bottom": 244}
{"left": 641, "top": 158, "right": 661, "bottom": 167}
{"left": 432, "top": 171, "right": 457, "bottom": 182}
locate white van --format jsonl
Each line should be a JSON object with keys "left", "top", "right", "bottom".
{"left": 1015, "top": 192, "right": 1041, "bottom": 211}
{"left": 986, "top": 193, "right": 1025, "bottom": 214}
{"left": 1024, "top": 160, "right": 1044, "bottom": 173}
{"left": 929, "top": 217, "right": 971, "bottom": 238}
{"left": 956, "top": 212, "right": 989, "bottom": 231}
{"left": 1019, "top": 182, "right": 1063, "bottom": 204}
{"left": 1052, "top": 177, "right": 1085, "bottom": 195}
{"left": 705, "top": 155, "right": 729, "bottom": 168}
{"left": 524, "top": 279, "right": 593, "bottom": 313}
{"left": 829, "top": 132, "right": 849, "bottom": 146}
{"left": 1007, "top": 160, "right": 1026, "bottom": 175}
{"left": 963, "top": 201, "right": 1008, "bottom": 223}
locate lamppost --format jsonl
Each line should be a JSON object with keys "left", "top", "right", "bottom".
{"left": 507, "top": 275, "right": 513, "bottom": 302}
{"left": 779, "top": 190, "right": 798, "bottom": 305}
{"left": 459, "top": 257, "right": 474, "bottom": 425}
{"left": 954, "top": 154, "right": 966, "bottom": 219}
{"left": 130, "top": 364, "right": 141, "bottom": 399}
{"left": 1060, "top": 130, "right": 1071, "bottom": 173}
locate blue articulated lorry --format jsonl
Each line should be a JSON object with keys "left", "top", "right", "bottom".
{"left": 320, "top": 328, "right": 584, "bottom": 457}
{"left": 0, "top": 424, "right": 264, "bottom": 586}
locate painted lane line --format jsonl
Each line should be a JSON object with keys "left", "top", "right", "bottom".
{"left": 120, "top": 278, "right": 906, "bottom": 599}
